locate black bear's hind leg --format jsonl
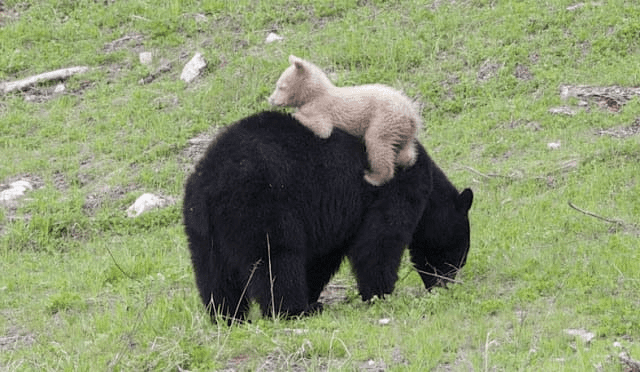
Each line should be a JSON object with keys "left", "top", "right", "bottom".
{"left": 306, "top": 250, "right": 345, "bottom": 304}
{"left": 253, "top": 251, "right": 310, "bottom": 318}
{"left": 186, "top": 231, "right": 249, "bottom": 323}
{"left": 205, "top": 273, "right": 252, "bottom": 325}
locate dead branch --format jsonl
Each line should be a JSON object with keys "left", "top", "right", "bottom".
{"left": 414, "top": 268, "right": 463, "bottom": 285}
{"left": 1, "top": 66, "right": 89, "bottom": 94}
{"left": 460, "top": 165, "right": 510, "bottom": 179}
{"left": 567, "top": 201, "right": 626, "bottom": 226}
{"left": 462, "top": 165, "right": 491, "bottom": 179}
{"left": 266, "top": 233, "right": 277, "bottom": 321}
{"left": 106, "top": 245, "right": 140, "bottom": 283}
{"left": 619, "top": 352, "right": 640, "bottom": 372}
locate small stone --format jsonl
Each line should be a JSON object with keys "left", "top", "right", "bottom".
{"left": 547, "top": 141, "right": 561, "bottom": 149}
{"left": 126, "top": 193, "right": 167, "bottom": 217}
{"left": 566, "top": 3, "right": 585, "bottom": 11}
{"left": 265, "top": 32, "right": 284, "bottom": 43}
{"left": 54, "top": 83, "right": 65, "bottom": 93}
{"left": 548, "top": 106, "right": 578, "bottom": 116}
{"left": 193, "top": 13, "right": 207, "bottom": 23}
{"left": 139, "top": 52, "right": 153, "bottom": 66}
{"left": 282, "top": 328, "right": 308, "bottom": 335}
{"left": 180, "top": 52, "right": 207, "bottom": 83}
{"left": 0, "top": 180, "right": 33, "bottom": 202}
{"left": 378, "top": 318, "right": 391, "bottom": 325}
{"left": 564, "top": 329, "right": 595, "bottom": 343}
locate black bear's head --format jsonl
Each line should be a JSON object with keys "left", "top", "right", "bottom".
{"left": 410, "top": 185, "right": 474, "bottom": 290}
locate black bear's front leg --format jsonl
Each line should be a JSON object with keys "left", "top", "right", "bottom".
{"left": 348, "top": 233, "right": 406, "bottom": 301}
{"left": 346, "top": 189, "right": 423, "bottom": 301}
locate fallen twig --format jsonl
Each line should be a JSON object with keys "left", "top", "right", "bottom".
{"left": 105, "top": 245, "right": 140, "bottom": 283}
{"left": 567, "top": 201, "right": 626, "bottom": 226}
{"left": 461, "top": 165, "right": 511, "bottom": 179}
{"left": 1, "top": 66, "right": 89, "bottom": 94}
{"left": 414, "top": 268, "right": 463, "bottom": 285}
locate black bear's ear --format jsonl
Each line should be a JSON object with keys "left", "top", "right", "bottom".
{"left": 456, "top": 188, "right": 473, "bottom": 212}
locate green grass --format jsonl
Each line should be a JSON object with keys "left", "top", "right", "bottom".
{"left": 1, "top": 0, "right": 639, "bottom": 370}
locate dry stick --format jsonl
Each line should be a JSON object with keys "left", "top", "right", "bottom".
{"left": 108, "top": 296, "right": 151, "bottom": 371}
{"left": 106, "top": 245, "right": 140, "bottom": 283}
{"left": 231, "top": 259, "right": 261, "bottom": 324}
{"left": 414, "top": 268, "right": 463, "bottom": 285}
{"left": 461, "top": 165, "right": 511, "bottom": 179}
{"left": 266, "top": 234, "right": 276, "bottom": 321}
{"left": 483, "top": 331, "right": 492, "bottom": 372}
{"left": 1, "top": 66, "right": 89, "bottom": 94}
{"left": 213, "top": 259, "right": 263, "bottom": 360}
{"left": 567, "top": 201, "right": 626, "bottom": 226}
{"left": 462, "top": 165, "right": 492, "bottom": 179}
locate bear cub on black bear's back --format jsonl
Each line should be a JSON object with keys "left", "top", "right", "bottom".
{"left": 268, "top": 55, "right": 421, "bottom": 186}
{"left": 183, "top": 111, "right": 473, "bottom": 323}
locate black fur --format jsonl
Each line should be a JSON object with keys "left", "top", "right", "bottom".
{"left": 183, "top": 111, "right": 473, "bottom": 322}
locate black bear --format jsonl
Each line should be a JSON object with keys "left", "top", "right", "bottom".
{"left": 183, "top": 111, "right": 473, "bottom": 322}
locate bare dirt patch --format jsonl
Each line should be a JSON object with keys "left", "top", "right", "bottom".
{"left": 0, "top": 1, "right": 27, "bottom": 27}
{"left": 514, "top": 63, "right": 533, "bottom": 81}
{"left": 596, "top": 117, "right": 640, "bottom": 138}
{"left": 317, "top": 280, "right": 350, "bottom": 306}
{"left": 559, "top": 85, "right": 640, "bottom": 113}
{"left": 83, "top": 184, "right": 139, "bottom": 215}
{"left": 496, "top": 119, "right": 541, "bottom": 131}
{"left": 180, "top": 131, "right": 218, "bottom": 172}
{"left": 477, "top": 59, "right": 502, "bottom": 82}
{"left": 103, "top": 33, "right": 145, "bottom": 53}
{"left": 0, "top": 325, "right": 35, "bottom": 352}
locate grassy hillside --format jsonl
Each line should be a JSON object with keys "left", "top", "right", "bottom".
{"left": 1, "top": 0, "right": 639, "bottom": 370}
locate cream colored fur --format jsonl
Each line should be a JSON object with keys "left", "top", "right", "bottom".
{"left": 268, "top": 55, "right": 421, "bottom": 186}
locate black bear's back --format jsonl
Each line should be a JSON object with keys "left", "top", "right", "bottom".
{"left": 184, "top": 112, "right": 371, "bottom": 265}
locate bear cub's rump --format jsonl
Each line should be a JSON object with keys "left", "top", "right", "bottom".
{"left": 268, "top": 55, "right": 422, "bottom": 186}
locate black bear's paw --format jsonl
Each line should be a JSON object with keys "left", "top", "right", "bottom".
{"left": 305, "top": 301, "right": 324, "bottom": 315}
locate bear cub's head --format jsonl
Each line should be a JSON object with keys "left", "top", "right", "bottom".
{"left": 268, "top": 55, "right": 333, "bottom": 109}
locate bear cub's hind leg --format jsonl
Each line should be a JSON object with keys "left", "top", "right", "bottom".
{"left": 363, "top": 127, "right": 396, "bottom": 186}
{"left": 396, "top": 140, "right": 418, "bottom": 168}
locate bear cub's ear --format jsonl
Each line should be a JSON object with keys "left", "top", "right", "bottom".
{"left": 455, "top": 188, "right": 474, "bottom": 212}
{"left": 289, "top": 55, "right": 304, "bottom": 70}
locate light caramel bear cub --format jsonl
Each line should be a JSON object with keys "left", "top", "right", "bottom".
{"left": 268, "top": 55, "right": 421, "bottom": 186}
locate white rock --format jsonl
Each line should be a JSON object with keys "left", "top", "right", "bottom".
{"left": 566, "top": 3, "right": 585, "bottom": 11}
{"left": 193, "top": 13, "right": 207, "bottom": 23}
{"left": 139, "top": 52, "right": 153, "bottom": 66}
{"left": 378, "top": 318, "right": 391, "bottom": 325}
{"left": 265, "top": 32, "right": 284, "bottom": 43}
{"left": 180, "top": 52, "right": 207, "bottom": 83}
{"left": 564, "top": 328, "right": 595, "bottom": 343}
{"left": 126, "top": 193, "right": 166, "bottom": 217}
{"left": 54, "top": 83, "right": 65, "bottom": 93}
{"left": 547, "top": 141, "right": 561, "bottom": 149}
{"left": 283, "top": 328, "right": 309, "bottom": 335}
{"left": 0, "top": 180, "right": 33, "bottom": 202}
{"left": 548, "top": 106, "right": 577, "bottom": 116}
